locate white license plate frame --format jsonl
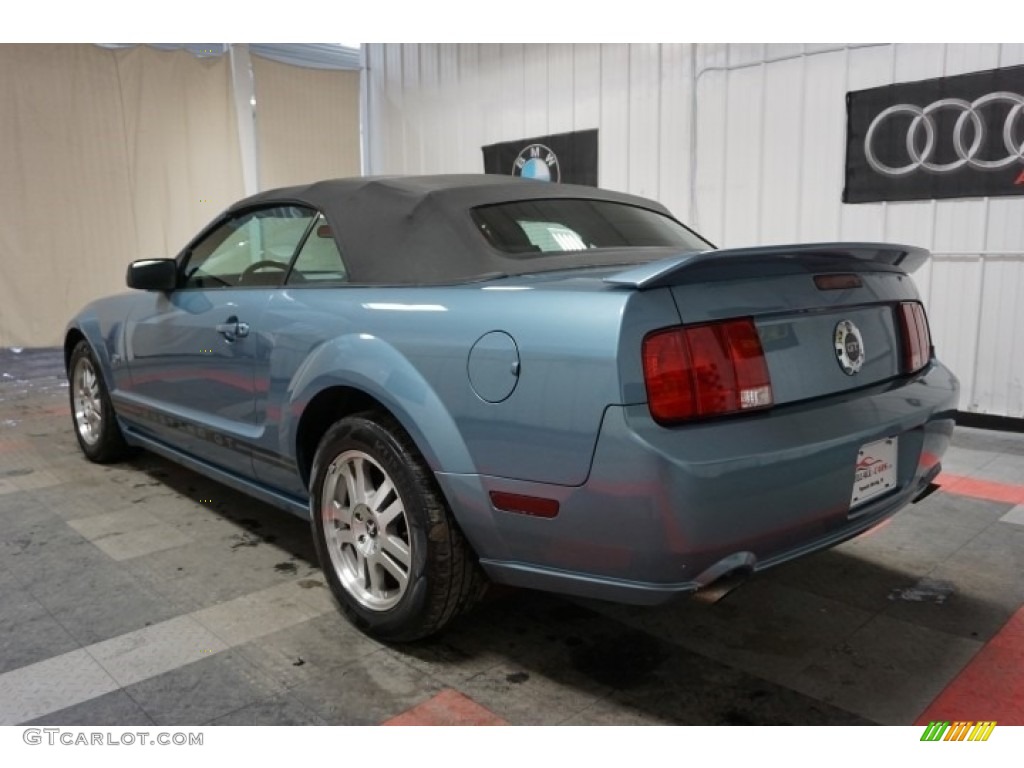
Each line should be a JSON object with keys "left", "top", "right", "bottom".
{"left": 851, "top": 436, "right": 898, "bottom": 509}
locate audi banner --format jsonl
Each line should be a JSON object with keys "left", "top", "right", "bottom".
{"left": 844, "top": 65, "right": 1024, "bottom": 203}
{"left": 482, "top": 129, "right": 598, "bottom": 186}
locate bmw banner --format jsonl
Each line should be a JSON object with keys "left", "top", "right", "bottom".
{"left": 482, "top": 129, "right": 598, "bottom": 186}
{"left": 844, "top": 65, "right": 1024, "bottom": 203}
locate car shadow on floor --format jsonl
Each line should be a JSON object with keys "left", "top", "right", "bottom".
{"left": 122, "top": 450, "right": 319, "bottom": 564}
{"left": 393, "top": 549, "right": 1001, "bottom": 726}
{"left": 122, "top": 451, "right": 1007, "bottom": 726}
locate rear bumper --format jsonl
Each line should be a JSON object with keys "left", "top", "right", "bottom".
{"left": 440, "top": 361, "right": 959, "bottom": 605}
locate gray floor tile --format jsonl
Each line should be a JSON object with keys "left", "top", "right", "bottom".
{"left": 458, "top": 660, "right": 608, "bottom": 725}
{"left": 65, "top": 508, "right": 168, "bottom": 539}
{"left": 951, "top": 426, "right": 1024, "bottom": 455}
{"left": 939, "top": 446, "right": 999, "bottom": 475}
{"left": 143, "top": 566, "right": 312, "bottom": 612}
{"left": 903, "top": 489, "right": 1010, "bottom": 529}
{"left": 124, "top": 651, "right": 286, "bottom": 726}
{"left": 788, "top": 614, "right": 982, "bottom": 724}
{"left": 27, "top": 561, "right": 182, "bottom": 646}
{"left": 89, "top": 524, "right": 194, "bottom": 561}
{"left": 0, "top": 561, "right": 20, "bottom": 591}
{"left": 382, "top": 620, "right": 512, "bottom": 687}
{"left": 235, "top": 611, "right": 381, "bottom": 689}
{"left": 88, "top": 614, "right": 229, "bottom": 689}
{"left": 0, "top": 490, "right": 62, "bottom": 535}
{"left": 969, "top": 453, "right": 1024, "bottom": 484}
{"left": 1001, "top": 504, "right": 1024, "bottom": 526}
{"left": 29, "top": 481, "right": 146, "bottom": 520}
{"left": 0, "top": 587, "right": 81, "bottom": 674}
{"left": 560, "top": 695, "right": 676, "bottom": 725}
{"left": 289, "top": 647, "right": 443, "bottom": 725}
{"left": 940, "top": 522, "right": 1024, "bottom": 582}
{"left": 191, "top": 580, "right": 332, "bottom": 647}
{"left": 881, "top": 571, "right": 1017, "bottom": 641}
{"left": 119, "top": 529, "right": 317, "bottom": 611}
{"left": 770, "top": 547, "right": 925, "bottom": 614}
{"left": 208, "top": 692, "right": 327, "bottom": 725}
{"left": 8, "top": 468, "right": 64, "bottom": 492}
{"left": 591, "top": 579, "right": 876, "bottom": 687}
{"left": 769, "top": 492, "right": 1010, "bottom": 615}
{"left": 838, "top": 508, "right": 994, "bottom": 575}
{"left": 0, "top": 520, "right": 110, "bottom": 584}
{"left": 610, "top": 644, "right": 873, "bottom": 726}
{"left": 22, "top": 689, "right": 156, "bottom": 726}
{"left": 0, "top": 648, "right": 120, "bottom": 725}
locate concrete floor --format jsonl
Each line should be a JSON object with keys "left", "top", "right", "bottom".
{"left": 1, "top": 347, "right": 1022, "bottom": 726}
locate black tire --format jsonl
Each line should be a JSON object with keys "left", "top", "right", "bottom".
{"left": 309, "top": 411, "right": 487, "bottom": 642}
{"left": 68, "top": 341, "right": 131, "bottom": 463}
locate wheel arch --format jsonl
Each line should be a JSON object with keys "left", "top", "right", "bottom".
{"left": 64, "top": 327, "right": 87, "bottom": 372}
{"left": 63, "top": 307, "right": 121, "bottom": 386}
{"left": 295, "top": 386, "right": 392, "bottom": 490}
{"left": 285, "top": 334, "right": 477, "bottom": 492}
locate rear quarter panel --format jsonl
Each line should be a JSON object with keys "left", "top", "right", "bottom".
{"left": 262, "top": 280, "right": 672, "bottom": 489}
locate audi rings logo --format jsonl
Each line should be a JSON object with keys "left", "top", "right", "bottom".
{"left": 845, "top": 66, "right": 1024, "bottom": 203}
{"left": 865, "top": 91, "right": 1024, "bottom": 177}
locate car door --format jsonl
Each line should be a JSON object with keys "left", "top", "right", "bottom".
{"left": 121, "top": 205, "right": 317, "bottom": 477}
{"left": 250, "top": 213, "right": 354, "bottom": 497}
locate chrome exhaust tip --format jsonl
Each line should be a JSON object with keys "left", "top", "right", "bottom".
{"left": 692, "top": 567, "right": 752, "bottom": 605}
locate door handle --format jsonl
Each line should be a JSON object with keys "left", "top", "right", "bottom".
{"left": 215, "top": 317, "right": 249, "bottom": 341}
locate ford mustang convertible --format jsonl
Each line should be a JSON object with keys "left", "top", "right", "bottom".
{"left": 65, "top": 175, "right": 959, "bottom": 640}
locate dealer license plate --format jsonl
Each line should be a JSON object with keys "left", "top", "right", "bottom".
{"left": 851, "top": 437, "right": 898, "bottom": 508}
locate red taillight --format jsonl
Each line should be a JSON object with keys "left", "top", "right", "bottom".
{"left": 897, "top": 301, "right": 931, "bottom": 374}
{"left": 642, "top": 318, "right": 773, "bottom": 424}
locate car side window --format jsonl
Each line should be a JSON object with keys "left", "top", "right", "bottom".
{"left": 182, "top": 206, "right": 316, "bottom": 289}
{"left": 286, "top": 215, "right": 349, "bottom": 285}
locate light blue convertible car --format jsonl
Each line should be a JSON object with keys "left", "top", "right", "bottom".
{"left": 65, "top": 175, "right": 958, "bottom": 640}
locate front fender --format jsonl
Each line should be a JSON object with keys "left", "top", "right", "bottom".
{"left": 281, "top": 333, "right": 476, "bottom": 475}
{"left": 65, "top": 295, "right": 136, "bottom": 391}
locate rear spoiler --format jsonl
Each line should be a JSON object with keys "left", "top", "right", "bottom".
{"left": 604, "top": 242, "right": 930, "bottom": 290}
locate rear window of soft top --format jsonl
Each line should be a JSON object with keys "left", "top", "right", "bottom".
{"left": 471, "top": 198, "right": 711, "bottom": 256}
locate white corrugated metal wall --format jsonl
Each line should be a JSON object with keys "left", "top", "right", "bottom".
{"left": 364, "top": 43, "right": 1024, "bottom": 419}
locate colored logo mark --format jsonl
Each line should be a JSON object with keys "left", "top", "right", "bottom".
{"left": 513, "top": 143, "right": 560, "bottom": 183}
{"left": 920, "top": 721, "right": 996, "bottom": 742}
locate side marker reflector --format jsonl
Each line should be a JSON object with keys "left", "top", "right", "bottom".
{"left": 489, "top": 491, "right": 559, "bottom": 518}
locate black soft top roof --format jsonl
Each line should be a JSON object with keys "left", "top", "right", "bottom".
{"left": 228, "top": 174, "right": 680, "bottom": 285}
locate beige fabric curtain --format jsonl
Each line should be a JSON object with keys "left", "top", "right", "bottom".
{"left": 0, "top": 44, "right": 245, "bottom": 348}
{"left": 114, "top": 46, "right": 245, "bottom": 261}
{"left": 252, "top": 55, "right": 361, "bottom": 190}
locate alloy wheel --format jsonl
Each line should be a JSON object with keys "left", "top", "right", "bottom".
{"left": 321, "top": 450, "right": 413, "bottom": 611}
{"left": 73, "top": 357, "right": 103, "bottom": 446}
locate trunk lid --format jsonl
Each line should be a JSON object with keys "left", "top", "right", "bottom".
{"left": 608, "top": 243, "right": 928, "bottom": 407}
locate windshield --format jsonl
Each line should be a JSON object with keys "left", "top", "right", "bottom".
{"left": 471, "top": 198, "right": 711, "bottom": 256}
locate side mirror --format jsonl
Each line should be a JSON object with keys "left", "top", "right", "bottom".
{"left": 126, "top": 259, "right": 178, "bottom": 291}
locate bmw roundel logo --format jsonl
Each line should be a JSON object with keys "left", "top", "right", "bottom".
{"left": 513, "top": 143, "right": 560, "bottom": 182}
{"left": 834, "top": 320, "right": 865, "bottom": 376}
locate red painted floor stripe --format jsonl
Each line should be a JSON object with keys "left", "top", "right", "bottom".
{"left": 382, "top": 689, "right": 508, "bottom": 726}
{"left": 937, "top": 473, "right": 1024, "bottom": 506}
{"left": 916, "top": 607, "right": 1024, "bottom": 726}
